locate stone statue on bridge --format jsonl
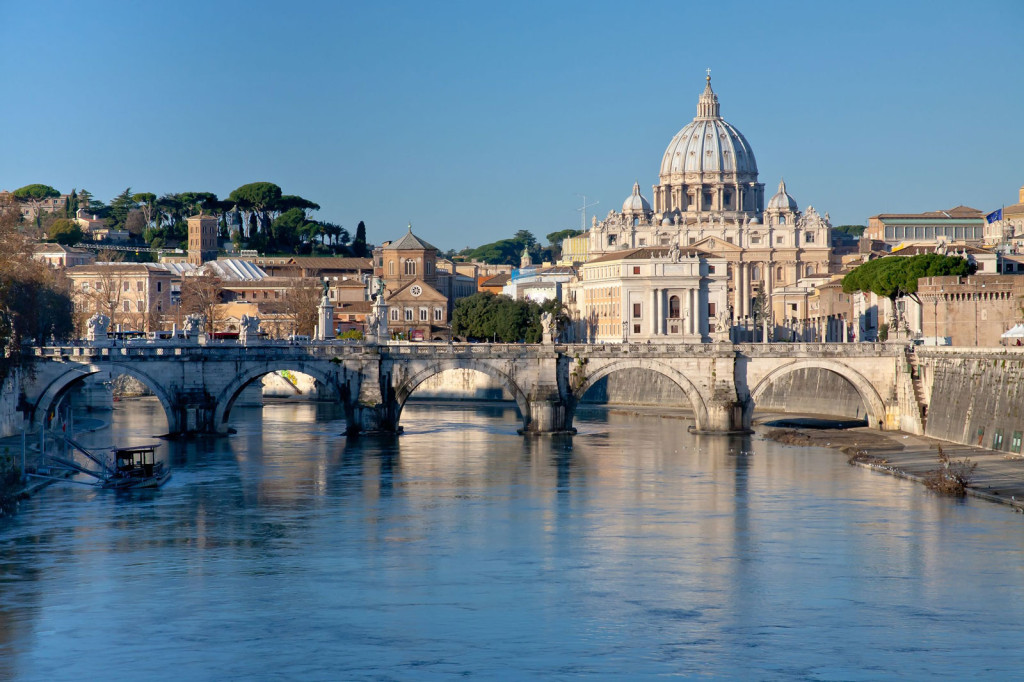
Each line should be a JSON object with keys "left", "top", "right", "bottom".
{"left": 182, "top": 314, "right": 205, "bottom": 339}
{"left": 86, "top": 313, "right": 110, "bottom": 343}
{"left": 239, "top": 314, "right": 261, "bottom": 345}
{"left": 541, "top": 312, "right": 555, "bottom": 345}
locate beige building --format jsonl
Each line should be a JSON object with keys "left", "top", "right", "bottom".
{"left": 67, "top": 263, "right": 175, "bottom": 333}
{"left": 865, "top": 205, "right": 986, "bottom": 247}
{"left": 32, "top": 243, "right": 95, "bottom": 269}
{"left": 567, "top": 246, "right": 729, "bottom": 343}
{"left": 187, "top": 214, "right": 219, "bottom": 265}
{"left": 583, "top": 75, "right": 833, "bottom": 323}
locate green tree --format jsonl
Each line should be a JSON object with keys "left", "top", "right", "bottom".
{"left": 48, "top": 219, "right": 83, "bottom": 245}
{"left": 842, "top": 253, "right": 974, "bottom": 305}
{"left": 131, "top": 192, "right": 157, "bottom": 229}
{"left": 352, "top": 220, "right": 368, "bottom": 257}
{"left": 228, "top": 182, "right": 283, "bottom": 240}
{"left": 106, "top": 187, "right": 136, "bottom": 230}
{"left": 65, "top": 188, "right": 79, "bottom": 218}
{"left": 12, "top": 184, "right": 60, "bottom": 225}
{"left": 833, "top": 224, "right": 866, "bottom": 238}
{"left": 451, "top": 292, "right": 552, "bottom": 343}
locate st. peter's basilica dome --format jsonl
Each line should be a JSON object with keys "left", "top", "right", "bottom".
{"left": 658, "top": 76, "right": 758, "bottom": 178}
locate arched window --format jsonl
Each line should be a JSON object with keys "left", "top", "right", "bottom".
{"left": 669, "top": 296, "right": 680, "bottom": 318}
{"left": 776, "top": 266, "right": 784, "bottom": 280}
{"left": 779, "top": 215, "right": 786, "bottom": 225}
{"left": 806, "top": 264, "right": 815, "bottom": 276}
{"left": 751, "top": 266, "right": 760, "bottom": 281}
{"left": 404, "top": 259, "right": 416, "bottom": 276}
{"left": 388, "top": 260, "right": 395, "bottom": 275}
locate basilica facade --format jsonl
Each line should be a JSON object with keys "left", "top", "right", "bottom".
{"left": 583, "top": 74, "right": 833, "bottom": 321}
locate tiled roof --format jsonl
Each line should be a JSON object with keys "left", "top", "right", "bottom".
{"left": 870, "top": 205, "right": 984, "bottom": 220}
{"left": 383, "top": 229, "right": 438, "bottom": 251}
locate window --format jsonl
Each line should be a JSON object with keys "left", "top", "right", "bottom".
{"left": 390, "top": 309, "right": 399, "bottom": 321}
{"left": 136, "top": 281, "right": 143, "bottom": 291}
{"left": 632, "top": 266, "right": 640, "bottom": 275}
{"left": 419, "top": 308, "right": 428, "bottom": 321}
{"left": 805, "top": 231, "right": 815, "bottom": 244}
{"left": 82, "top": 282, "right": 90, "bottom": 291}
{"left": 136, "top": 300, "right": 144, "bottom": 312}
{"left": 751, "top": 266, "right": 760, "bottom": 280}
{"left": 669, "top": 296, "right": 680, "bottom": 318}
{"left": 156, "top": 281, "right": 162, "bottom": 292}
{"left": 776, "top": 236, "right": 784, "bottom": 244}
{"left": 779, "top": 216, "right": 786, "bottom": 225}
{"left": 264, "top": 292, "right": 268, "bottom": 299}
{"left": 1012, "top": 431, "right": 1022, "bottom": 454}
{"left": 123, "top": 281, "right": 130, "bottom": 292}
{"left": 96, "top": 282, "right": 103, "bottom": 291}
{"left": 751, "top": 236, "right": 761, "bottom": 244}
{"left": 993, "top": 429, "right": 1004, "bottom": 450}
{"left": 388, "top": 261, "right": 395, "bottom": 275}
{"left": 708, "top": 302, "right": 717, "bottom": 317}
{"left": 777, "top": 266, "right": 784, "bottom": 280}
{"left": 708, "top": 265, "right": 716, "bottom": 274}
{"left": 434, "top": 308, "right": 443, "bottom": 321}
{"left": 404, "top": 259, "right": 416, "bottom": 276}
{"left": 633, "top": 303, "right": 641, "bottom": 318}
{"left": 633, "top": 324, "right": 640, "bottom": 334}
{"left": 638, "top": 238, "right": 646, "bottom": 246}
{"left": 607, "top": 234, "right": 617, "bottom": 246}
{"left": 122, "top": 301, "right": 130, "bottom": 312}
{"left": 404, "top": 308, "right": 413, "bottom": 321}
{"left": 726, "top": 237, "right": 733, "bottom": 244}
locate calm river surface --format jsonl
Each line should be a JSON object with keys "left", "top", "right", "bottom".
{"left": 2, "top": 398, "right": 1024, "bottom": 680}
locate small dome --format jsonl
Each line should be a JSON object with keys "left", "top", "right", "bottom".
{"left": 767, "top": 179, "right": 798, "bottom": 211}
{"left": 662, "top": 217, "right": 673, "bottom": 226}
{"left": 622, "top": 181, "right": 651, "bottom": 213}
{"left": 749, "top": 216, "right": 760, "bottom": 225}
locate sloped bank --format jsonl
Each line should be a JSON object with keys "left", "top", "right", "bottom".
{"left": 764, "top": 426, "right": 1024, "bottom": 511}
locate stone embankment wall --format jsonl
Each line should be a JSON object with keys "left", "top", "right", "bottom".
{"left": 920, "top": 350, "right": 1024, "bottom": 452}
{"left": 753, "top": 367, "right": 869, "bottom": 421}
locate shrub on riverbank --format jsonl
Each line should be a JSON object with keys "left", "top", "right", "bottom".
{"left": 924, "top": 445, "right": 976, "bottom": 496}
{"left": 0, "top": 447, "right": 22, "bottom": 514}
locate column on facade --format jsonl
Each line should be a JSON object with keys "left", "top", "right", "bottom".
{"left": 661, "top": 289, "right": 668, "bottom": 335}
{"left": 741, "top": 264, "right": 751, "bottom": 319}
{"left": 732, "top": 262, "right": 741, "bottom": 320}
{"left": 650, "top": 289, "right": 658, "bottom": 336}
{"left": 688, "top": 288, "right": 696, "bottom": 335}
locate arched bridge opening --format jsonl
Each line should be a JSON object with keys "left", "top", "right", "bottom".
{"left": 394, "top": 361, "right": 530, "bottom": 433}
{"left": 746, "top": 360, "right": 885, "bottom": 430}
{"left": 214, "top": 363, "right": 343, "bottom": 433}
{"left": 569, "top": 359, "right": 710, "bottom": 432}
{"left": 32, "top": 363, "right": 176, "bottom": 435}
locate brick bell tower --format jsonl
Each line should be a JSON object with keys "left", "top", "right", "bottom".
{"left": 187, "top": 214, "right": 219, "bottom": 266}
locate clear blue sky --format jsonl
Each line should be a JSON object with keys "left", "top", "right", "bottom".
{"left": 2, "top": 0, "right": 1022, "bottom": 251}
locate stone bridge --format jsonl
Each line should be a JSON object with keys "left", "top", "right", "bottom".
{"left": 15, "top": 341, "right": 921, "bottom": 437}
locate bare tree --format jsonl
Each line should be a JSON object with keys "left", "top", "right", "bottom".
{"left": 180, "top": 274, "right": 223, "bottom": 333}
{"left": 282, "top": 278, "right": 322, "bottom": 336}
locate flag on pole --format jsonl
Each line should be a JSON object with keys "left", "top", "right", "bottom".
{"left": 986, "top": 208, "right": 1003, "bottom": 223}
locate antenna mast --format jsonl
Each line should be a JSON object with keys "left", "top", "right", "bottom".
{"left": 576, "top": 194, "right": 599, "bottom": 231}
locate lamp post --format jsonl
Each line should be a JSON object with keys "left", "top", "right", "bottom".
{"left": 933, "top": 294, "right": 938, "bottom": 343}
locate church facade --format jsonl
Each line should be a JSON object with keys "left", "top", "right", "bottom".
{"left": 582, "top": 74, "right": 833, "bottom": 323}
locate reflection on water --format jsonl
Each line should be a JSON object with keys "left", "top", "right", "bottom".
{"left": 1, "top": 398, "right": 1024, "bottom": 680}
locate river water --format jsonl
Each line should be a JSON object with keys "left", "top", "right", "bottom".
{"left": 2, "top": 398, "right": 1023, "bottom": 680}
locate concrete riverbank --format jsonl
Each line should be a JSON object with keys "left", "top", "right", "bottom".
{"left": 762, "top": 422, "right": 1024, "bottom": 511}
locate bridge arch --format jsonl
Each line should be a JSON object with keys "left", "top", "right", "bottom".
{"left": 31, "top": 363, "right": 178, "bottom": 433}
{"left": 569, "top": 358, "right": 710, "bottom": 430}
{"left": 213, "top": 362, "right": 341, "bottom": 431}
{"left": 394, "top": 360, "right": 531, "bottom": 431}
{"left": 746, "top": 359, "right": 886, "bottom": 428}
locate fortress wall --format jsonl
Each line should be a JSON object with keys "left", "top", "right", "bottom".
{"left": 753, "top": 367, "right": 867, "bottom": 420}
{"left": 922, "top": 353, "right": 1024, "bottom": 451}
